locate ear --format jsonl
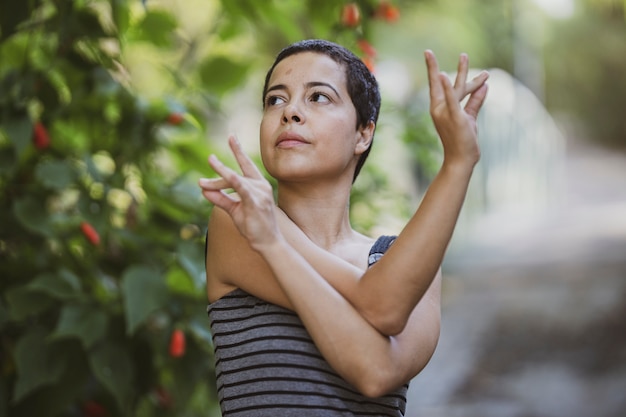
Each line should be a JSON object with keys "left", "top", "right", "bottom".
{"left": 354, "top": 120, "right": 375, "bottom": 156}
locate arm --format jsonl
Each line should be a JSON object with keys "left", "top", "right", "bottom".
{"left": 200, "top": 50, "right": 487, "bottom": 394}
{"left": 203, "top": 137, "right": 441, "bottom": 397}
{"left": 203, "top": 51, "right": 489, "bottom": 335}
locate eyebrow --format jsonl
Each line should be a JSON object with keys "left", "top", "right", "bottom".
{"left": 265, "top": 81, "right": 341, "bottom": 98}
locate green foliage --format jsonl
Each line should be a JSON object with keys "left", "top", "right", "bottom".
{"left": 0, "top": 1, "right": 214, "bottom": 415}
{"left": 0, "top": 0, "right": 408, "bottom": 415}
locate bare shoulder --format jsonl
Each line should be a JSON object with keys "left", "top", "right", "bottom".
{"left": 205, "top": 207, "right": 239, "bottom": 302}
{"left": 333, "top": 231, "right": 376, "bottom": 271}
{"left": 205, "top": 206, "right": 293, "bottom": 308}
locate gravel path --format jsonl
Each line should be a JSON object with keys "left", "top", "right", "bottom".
{"left": 405, "top": 139, "right": 626, "bottom": 417}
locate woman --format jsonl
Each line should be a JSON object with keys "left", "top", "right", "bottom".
{"left": 199, "top": 39, "right": 488, "bottom": 416}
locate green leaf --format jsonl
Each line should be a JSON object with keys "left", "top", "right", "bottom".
{"left": 135, "top": 10, "right": 178, "bottom": 47}
{"left": 165, "top": 266, "right": 197, "bottom": 296}
{"left": 13, "top": 196, "right": 53, "bottom": 236}
{"left": 34, "top": 159, "right": 75, "bottom": 190}
{"left": 51, "top": 304, "right": 108, "bottom": 348}
{"left": 121, "top": 265, "right": 168, "bottom": 335}
{"left": 198, "top": 56, "right": 250, "bottom": 96}
{"left": 13, "top": 327, "right": 66, "bottom": 402}
{"left": 111, "top": 0, "right": 131, "bottom": 35}
{"left": 177, "top": 240, "right": 205, "bottom": 291}
{"left": 27, "top": 271, "right": 80, "bottom": 300}
{"left": 89, "top": 341, "right": 133, "bottom": 410}
{"left": 2, "top": 116, "right": 32, "bottom": 160}
{"left": 5, "top": 285, "right": 55, "bottom": 321}
{"left": 188, "top": 314, "right": 213, "bottom": 350}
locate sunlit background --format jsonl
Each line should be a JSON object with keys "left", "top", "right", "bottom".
{"left": 1, "top": 0, "right": 625, "bottom": 416}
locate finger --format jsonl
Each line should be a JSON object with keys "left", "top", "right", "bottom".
{"left": 440, "top": 73, "right": 460, "bottom": 116}
{"left": 464, "top": 83, "right": 489, "bottom": 119}
{"left": 425, "top": 50, "right": 444, "bottom": 101}
{"left": 198, "top": 177, "right": 231, "bottom": 191}
{"left": 208, "top": 154, "right": 243, "bottom": 191}
{"left": 202, "top": 189, "right": 238, "bottom": 212}
{"left": 228, "top": 135, "right": 264, "bottom": 179}
{"left": 453, "top": 53, "right": 469, "bottom": 94}
{"left": 464, "top": 70, "right": 489, "bottom": 96}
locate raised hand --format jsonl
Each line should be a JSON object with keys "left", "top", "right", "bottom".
{"left": 425, "top": 50, "right": 489, "bottom": 168}
{"left": 198, "top": 135, "right": 279, "bottom": 252}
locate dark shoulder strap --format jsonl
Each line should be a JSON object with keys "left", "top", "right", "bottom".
{"left": 368, "top": 235, "right": 397, "bottom": 267}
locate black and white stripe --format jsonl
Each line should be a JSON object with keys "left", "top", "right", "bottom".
{"left": 207, "top": 235, "right": 407, "bottom": 416}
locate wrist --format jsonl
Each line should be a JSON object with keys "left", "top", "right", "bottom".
{"left": 441, "top": 156, "right": 477, "bottom": 177}
{"left": 253, "top": 232, "right": 289, "bottom": 260}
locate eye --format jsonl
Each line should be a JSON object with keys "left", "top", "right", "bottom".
{"left": 266, "top": 95, "right": 286, "bottom": 107}
{"left": 310, "top": 92, "right": 330, "bottom": 103}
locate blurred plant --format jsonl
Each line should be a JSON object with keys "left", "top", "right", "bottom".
{"left": 0, "top": 0, "right": 405, "bottom": 415}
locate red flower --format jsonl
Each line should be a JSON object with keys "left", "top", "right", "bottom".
{"left": 81, "top": 400, "right": 107, "bottom": 417}
{"left": 166, "top": 112, "right": 184, "bottom": 125}
{"left": 33, "top": 122, "right": 50, "bottom": 149}
{"left": 375, "top": 2, "right": 400, "bottom": 23}
{"left": 80, "top": 222, "right": 101, "bottom": 246}
{"left": 169, "top": 329, "right": 186, "bottom": 358}
{"left": 357, "top": 39, "right": 377, "bottom": 58}
{"left": 341, "top": 3, "right": 361, "bottom": 27}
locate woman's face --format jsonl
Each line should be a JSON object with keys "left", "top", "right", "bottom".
{"left": 260, "top": 52, "right": 372, "bottom": 185}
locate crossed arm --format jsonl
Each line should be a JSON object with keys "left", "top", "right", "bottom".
{"left": 199, "top": 50, "right": 488, "bottom": 396}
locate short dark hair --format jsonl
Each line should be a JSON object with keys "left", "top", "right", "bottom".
{"left": 262, "top": 39, "right": 381, "bottom": 182}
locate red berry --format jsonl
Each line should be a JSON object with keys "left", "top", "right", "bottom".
{"left": 167, "top": 112, "right": 184, "bottom": 125}
{"left": 81, "top": 400, "right": 107, "bottom": 417}
{"left": 169, "top": 329, "right": 186, "bottom": 358}
{"left": 375, "top": 2, "right": 400, "bottom": 23}
{"left": 357, "top": 39, "right": 377, "bottom": 58}
{"left": 341, "top": 3, "right": 361, "bottom": 27}
{"left": 80, "top": 222, "right": 101, "bottom": 246}
{"left": 33, "top": 122, "right": 50, "bottom": 149}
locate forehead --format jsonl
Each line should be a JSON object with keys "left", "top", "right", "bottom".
{"left": 268, "top": 52, "right": 347, "bottom": 90}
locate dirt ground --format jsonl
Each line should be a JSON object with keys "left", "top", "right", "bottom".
{"left": 405, "top": 138, "right": 626, "bottom": 417}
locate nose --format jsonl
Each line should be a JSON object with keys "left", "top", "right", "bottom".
{"left": 282, "top": 103, "right": 304, "bottom": 124}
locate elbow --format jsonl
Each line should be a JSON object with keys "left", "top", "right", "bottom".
{"left": 353, "top": 365, "right": 400, "bottom": 398}
{"left": 368, "top": 310, "right": 409, "bottom": 337}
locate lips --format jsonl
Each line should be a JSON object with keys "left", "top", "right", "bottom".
{"left": 276, "top": 131, "right": 310, "bottom": 148}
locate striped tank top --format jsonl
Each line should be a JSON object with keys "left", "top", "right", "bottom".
{"left": 207, "top": 235, "right": 408, "bottom": 416}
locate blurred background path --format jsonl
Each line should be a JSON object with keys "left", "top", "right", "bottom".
{"left": 406, "top": 136, "right": 626, "bottom": 417}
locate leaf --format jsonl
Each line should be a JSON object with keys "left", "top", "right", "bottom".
{"left": 165, "top": 266, "right": 197, "bottom": 297}
{"left": 34, "top": 159, "right": 75, "bottom": 190}
{"left": 51, "top": 304, "right": 108, "bottom": 348}
{"left": 2, "top": 115, "right": 32, "bottom": 161}
{"left": 188, "top": 314, "right": 213, "bottom": 350}
{"left": 27, "top": 272, "right": 80, "bottom": 300}
{"left": 13, "top": 196, "right": 53, "bottom": 236}
{"left": 111, "top": 0, "right": 131, "bottom": 35}
{"left": 177, "top": 240, "right": 205, "bottom": 291}
{"left": 5, "top": 285, "right": 55, "bottom": 321}
{"left": 121, "top": 265, "right": 168, "bottom": 335}
{"left": 198, "top": 56, "right": 250, "bottom": 96}
{"left": 9, "top": 346, "right": 89, "bottom": 416}
{"left": 135, "top": 10, "right": 178, "bottom": 47}
{"left": 89, "top": 341, "right": 133, "bottom": 410}
{"left": 13, "top": 327, "right": 67, "bottom": 402}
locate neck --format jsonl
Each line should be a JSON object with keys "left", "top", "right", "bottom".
{"left": 277, "top": 180, "right": 354, "bottom": 250}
